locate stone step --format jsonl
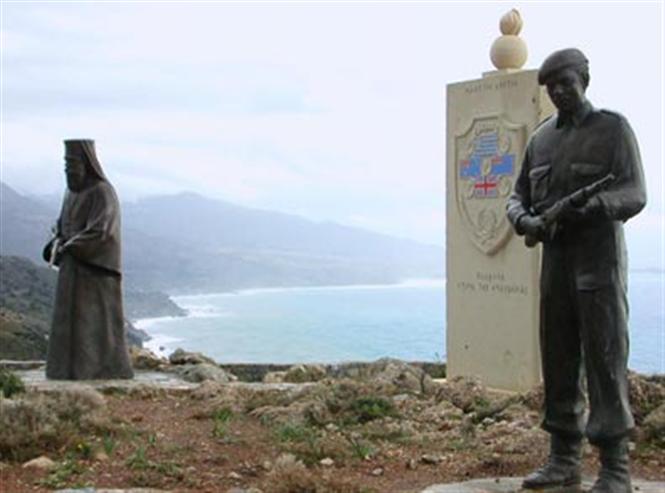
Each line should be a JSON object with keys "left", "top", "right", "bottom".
{"left": 421, "top": 477, "right": 665, "bottom": 493}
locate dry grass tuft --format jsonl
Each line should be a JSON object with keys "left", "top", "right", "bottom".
{"left": 0, "top": 387, "right": 111, "bottom": 461}
{"left": 265, "top": 453, "right": 372, "bottom": 493}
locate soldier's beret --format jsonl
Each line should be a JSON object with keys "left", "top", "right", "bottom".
{"left": 538, "top": 48, "right": 589, "bottom": 85}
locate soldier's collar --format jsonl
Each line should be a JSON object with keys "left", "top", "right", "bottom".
{"left": 556, "top": 100, "right": 594, "bottom": 128}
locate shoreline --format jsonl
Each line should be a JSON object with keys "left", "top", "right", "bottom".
{"left": 131, "top": 276, "right": 664, "bottom": 375}
{"left": 170, "top": 277, "right": 446, "bottom": 301}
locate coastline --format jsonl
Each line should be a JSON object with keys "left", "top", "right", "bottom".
{"left": 133, "top": 278, "right": 447, "bottom": 364}
{"left": 132, "top": 274, "right": 663, "bottom": 374}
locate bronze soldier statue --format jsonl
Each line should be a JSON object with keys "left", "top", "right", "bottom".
{"left": 43, "top": 139, "right": 134, "bottom": 380}
{"left": 507, "top": 49, "right": 646, "bottom": 493}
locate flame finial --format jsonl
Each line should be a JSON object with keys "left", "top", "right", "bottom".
{"left": 490, "top": 9, "right": 527, "bottom": 70}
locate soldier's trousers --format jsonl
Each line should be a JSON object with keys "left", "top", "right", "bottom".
{"left": 539, "top": 267, "right": 634, "bottom": 445}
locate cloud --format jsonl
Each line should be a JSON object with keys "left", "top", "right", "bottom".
{"left": 1, "top": 2, "right": 662, "bottom": 248}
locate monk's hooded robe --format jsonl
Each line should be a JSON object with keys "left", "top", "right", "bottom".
{"left": 44, "top": 140, "right": 133, "bottom": 380}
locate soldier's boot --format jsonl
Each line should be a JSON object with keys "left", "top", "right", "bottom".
{"left": 590, "top": 438, "right": 632, "bottom": 493}
{"left": 522, "top": 434, "right": 582, "bottom": 490}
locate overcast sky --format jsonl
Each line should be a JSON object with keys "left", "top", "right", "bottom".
{"left": 1, "top": 1, "right": 663, "bottom": 261}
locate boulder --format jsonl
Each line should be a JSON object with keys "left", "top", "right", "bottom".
{"left": 130, "top": 347, "right": 167, "bottom": 370}
{"left": 248, "top": 394, "right": 331, "bottom": 427}
{"left": 642, "top": 402, "right": 665, "bottom": 442}
{"left": 420, "top": 454, "right": 442, "bottom": 465}
{"left": 436, "top": 376, "right": 490, "bottom": 413}
{"left": 22, "top": 456, "right": 56, "bottom": 471}
{"left": 263, "top": 371, "right": 286, "bottom": 383}
{"left": 169, "top": 348, "right": 216, "bottom": 366}
{"left": 173, "top": 363, "right": 237, "bottom": 383}
{"left": 420, "top": 400, "right": 465, "bottom": 425}
{"left": 519, "top": 383, "right": 544, "bottom": 411}
{"left": 629, "top": 372, "right": 665, "bottom": 424}
{"left": 330, "top": 358, "right": 435, "bottom": 395}
{"left": 283, "top": 364, "right": 327, "bottom": 383}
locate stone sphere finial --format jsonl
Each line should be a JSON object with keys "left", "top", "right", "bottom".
{"left": 490, "top": 9, "right": 527, "bottom": 70}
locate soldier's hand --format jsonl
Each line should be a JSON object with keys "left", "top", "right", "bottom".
{"left": 562, "top": 196, "right": 604, "bottom": 224}
{"left": 519, "top": 215, "right": 547, "bottom": 239}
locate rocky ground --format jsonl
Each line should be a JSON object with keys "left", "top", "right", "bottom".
{"left": 0, "top": 352, "right": 663, "bottom": 493}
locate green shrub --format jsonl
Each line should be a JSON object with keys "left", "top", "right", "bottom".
{"left": 348, "top": 396, "right": 397, "bottom": 424}
{"left": 275, "top": 423, "right": 317, "bottom": 444}
{"left": 0, "top": 368, "right": 25, "bottom": 398}
{"left": 37, "top": 458, "right": 84, "bottom": 489}
{"left": 212, "top": 407, "right": 234, "bottom": 438}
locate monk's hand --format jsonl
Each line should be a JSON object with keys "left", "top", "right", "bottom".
{"left": 519, "top": 214, "right": 547, "bottom": 239}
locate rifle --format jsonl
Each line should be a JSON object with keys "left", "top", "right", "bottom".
{"left": 525, "top": 173, "right": 616, "bottom": 248}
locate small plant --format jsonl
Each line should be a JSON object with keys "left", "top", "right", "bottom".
{"left": 213, "top": 407, "right": 234, "bottom": 422}
{"left": 102, "top": 433, "right": 117, "bottom": 455}
{"left": 125, "top": 442, "right": 184, "bottom": 488}
{"left": 37, "top": 459, "right": 84, "bottom": 489}
{"left": 0, "top": 368, "right": 25, "bottom": 398}
{"left": 212, "top": 407, "right": 234, "bottom": 438}
{"left": 348, "top": 396, "right": 397, "bottom": 424}
{"left": 212, "top": 420, "right": 227, "bottom": 438}
{"left": 445, "top": 437, "right": 470, "bottom": 451}
{"left": 154, "top": 460, "right": 184, "bottom": 479}
{"left": 74, "top": 441, "right": 92, "bottom": 459}
{"left": 347, "top": 436, "right": 374, "bottom": 460}
{"left": 147, "top": 432, "right": 158, "bottom": 447}
{"left": 126, "top": 445, "right": 150, "bottom": 470}
{"left": 473, "top": 395, "right": 492, "bottom": 411}
{"left": 274, "top": 423, "right": 326, "bottom": 466}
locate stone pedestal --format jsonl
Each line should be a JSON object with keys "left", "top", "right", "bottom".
{"left": 446, "top": 69, "right": 554, "bottom": 392}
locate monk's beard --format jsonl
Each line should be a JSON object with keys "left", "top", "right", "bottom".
{"left": 66, "top": 174, "right": 86, "bottom": 192}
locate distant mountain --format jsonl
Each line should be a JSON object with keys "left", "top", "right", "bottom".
{"left": 1, "top": 182, "right": 443, "bottom": 293}
{"left": 120, "top": 193, "right": 444, "bottom": 292}
{"left": 123, "top": 192, "right": 441, "bottom": 263}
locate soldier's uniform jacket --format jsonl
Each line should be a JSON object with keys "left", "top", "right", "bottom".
{"left": 507, "top": 101, "right": 646, "bottom": 291}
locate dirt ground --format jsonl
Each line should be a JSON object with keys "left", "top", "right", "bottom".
{"left": 2, "top": 388, "right": 663, "bottom": 493}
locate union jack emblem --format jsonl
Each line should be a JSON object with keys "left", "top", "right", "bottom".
{"left": 459, "top": 131, "right": 515, "bottom": 199}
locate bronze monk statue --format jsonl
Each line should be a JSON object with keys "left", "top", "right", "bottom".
{"left": 507, "top": 49, "right": 646, "bottom": 493}
{"left": 43, "top": 139, "right": 134, "bottom": 380}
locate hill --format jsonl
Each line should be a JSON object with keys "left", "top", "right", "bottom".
{"left": 0, "top": 256, "right": 184, "bottom": 360}
{"left": 0, "top": 182, "right": 54, "bottom": 263}
{"left": 1, "top": 182, "right": 443, "bottom": 293}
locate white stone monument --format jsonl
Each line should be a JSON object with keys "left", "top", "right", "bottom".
{"left": 446, "top": 10, "right": 555, "bottom": 392}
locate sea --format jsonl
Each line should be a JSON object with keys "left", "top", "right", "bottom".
{"left": 136, "top": 272, "right": 664, "bottom": 375}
